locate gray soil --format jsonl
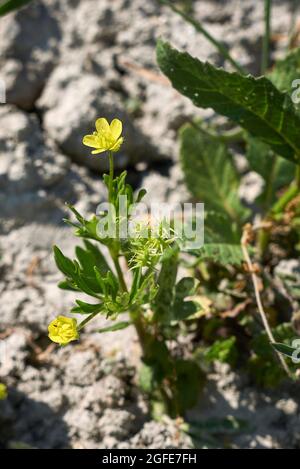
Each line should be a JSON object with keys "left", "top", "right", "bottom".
{"left": 0, "top": 0, "right": 300, "bottom": 449}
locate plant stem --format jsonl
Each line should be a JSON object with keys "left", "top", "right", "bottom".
{"left": 257, "top": 227, "right": 270, "bottom": 258}
{"left": 111, "top": 247, "right": 148, "bottom": 350}
{"left": 158, "top": 0, "right": 246, "bottom": 74}
{"left": 261, "top": 0, "right": 272, "bottom": 74}
{"left": 112, "top": 255, "right": 128, "bottom": 292}
{"left": 271, "top": 184, "right": 298, "bottom": 216}
{"left": 78, "top": 311, "right": 100, "bottom": 331}
{"left": 108, "top": 151, "right": 114, "bottom": 203}
{"left": 241, "top": 225, "right": 292, "bottom": 378}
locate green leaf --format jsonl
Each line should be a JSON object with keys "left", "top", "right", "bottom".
{"left": 193, "top": 243, "right": 244, "bottom": 265}
{"left": 180, "top": 123, "right": 248, "bottom": 222}
{"left": 0, "top": 0, "right": 34, "bottom": 16}
{"left": 57, "top": 279, "right": 79, "bottom": 292}
{"left": 246, "top": 135, "right": 294, "bottom": 204}
{"left": 174, "top": 359, "right": 205, "bottom": 413}
{"left": 74, "top": 272, "right": 100, "bottom": 297}
{"left": 204, "top": 211, "right": 240, "bottom": 243}
{"left": 249, "top": 323, "right": 295, "bottom": 387}
{"left": 152, "top": 247, "right": 178, "bottom": 323}
{"left": 83, "top": 240, "right": 111, "bottom": 274}
{"left": 75, "top": 246, "right": 102, "bottom": 293}
{"left": 272, "top": 342, "right": 298, "bottom": 359}
{"left": 71, "top": 300, "right": 103, "bottom": 314}
{"left": 75, "top": 241, "right": 112, "bottom": 293}
{"left": 97, "top": 321, "right": 131, "bottom": 333}
{"left": 129, "top": 267, "right": 142, "bottom": 303}
{"left": 53, "top": 246, "right": 76, "bottom": 278}
{"left": 157, "top": 40, "right": 300, "bottom": 163}
{"left": 138, "top": 362, "right": 155, "bottom": 393}
{"left": 204, "top": 336, "right": 238, "bottom": 365}
{"left": 66, "top": 203, "right": 85, "bottom": 224}
{"left": 268, "top": 47, "right": 300, "bottom": 111}
{"left": 135, "top": 188, "right": 147, "bottom": 204}
{"left": 143, "top": 339, "right": 173, "bottom": 377}
{"left": 173, "top": 277, "right": 199, "bottom": 321}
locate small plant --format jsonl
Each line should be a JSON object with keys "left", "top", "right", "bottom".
{"left": 156, "top": 0, "right": 300, "bottom": 384}
{"left": 48, "top": 117, "right": 205, "bottom": 418}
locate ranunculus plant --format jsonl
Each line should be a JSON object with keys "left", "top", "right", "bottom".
{"left": 48, "top": 118, "right": 204, "bottom": 418}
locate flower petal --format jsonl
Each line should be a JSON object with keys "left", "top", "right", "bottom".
{"left": 83, "top": 135, "right": 99, "bottom": 148}
{"left": 95, "top": 117, "right": 110, "bottom": 134}
{"left": 110, "top": 137, "right": 123, "bottom": 152}
{"left": 92, "top": 148, "right": 106, "bottom": 154}
{"left": 110, "top": 119, "right": 122, "bottom": 140}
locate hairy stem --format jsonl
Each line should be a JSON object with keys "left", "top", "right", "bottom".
{"left": 241, "top": 225, "right": 292, "bottom": 377}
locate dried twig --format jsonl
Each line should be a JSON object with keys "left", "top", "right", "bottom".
{"left": 241, "top": 223, "right": 292, "bottom": 377}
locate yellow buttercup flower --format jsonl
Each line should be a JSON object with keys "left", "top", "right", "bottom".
{"left": 0, "top": 383, "right": 7, "bottom": 400}
{"left": 83, "top": 117, "right": 123, "bottom": 154}
{"left": 48, "top": 315, "right": 79, "bottom": 346}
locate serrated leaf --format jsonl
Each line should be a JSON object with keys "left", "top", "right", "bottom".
{"left": 0, "top": 0, "right": 34, "bottom": 16}
{"left": 180, "top": 124, "right": 248, "bottom": 222}
{"left": 194, "top": 243, "right": 244, "bottom": 265}
{"left": 97, "top": 321, "right": 131, "bottom": 333}
{"left": 157, "top": 40, "right": 300, "bottom": 163}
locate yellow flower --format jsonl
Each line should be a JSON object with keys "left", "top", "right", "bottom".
{"left": 48, "top": 315, "right": 79, "bottom": 346}
{"left": 0, "top": 383, "right": 7, "bottom": 400}
{"left": 83, "top": 117, "right": 123, "bottom": 154}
